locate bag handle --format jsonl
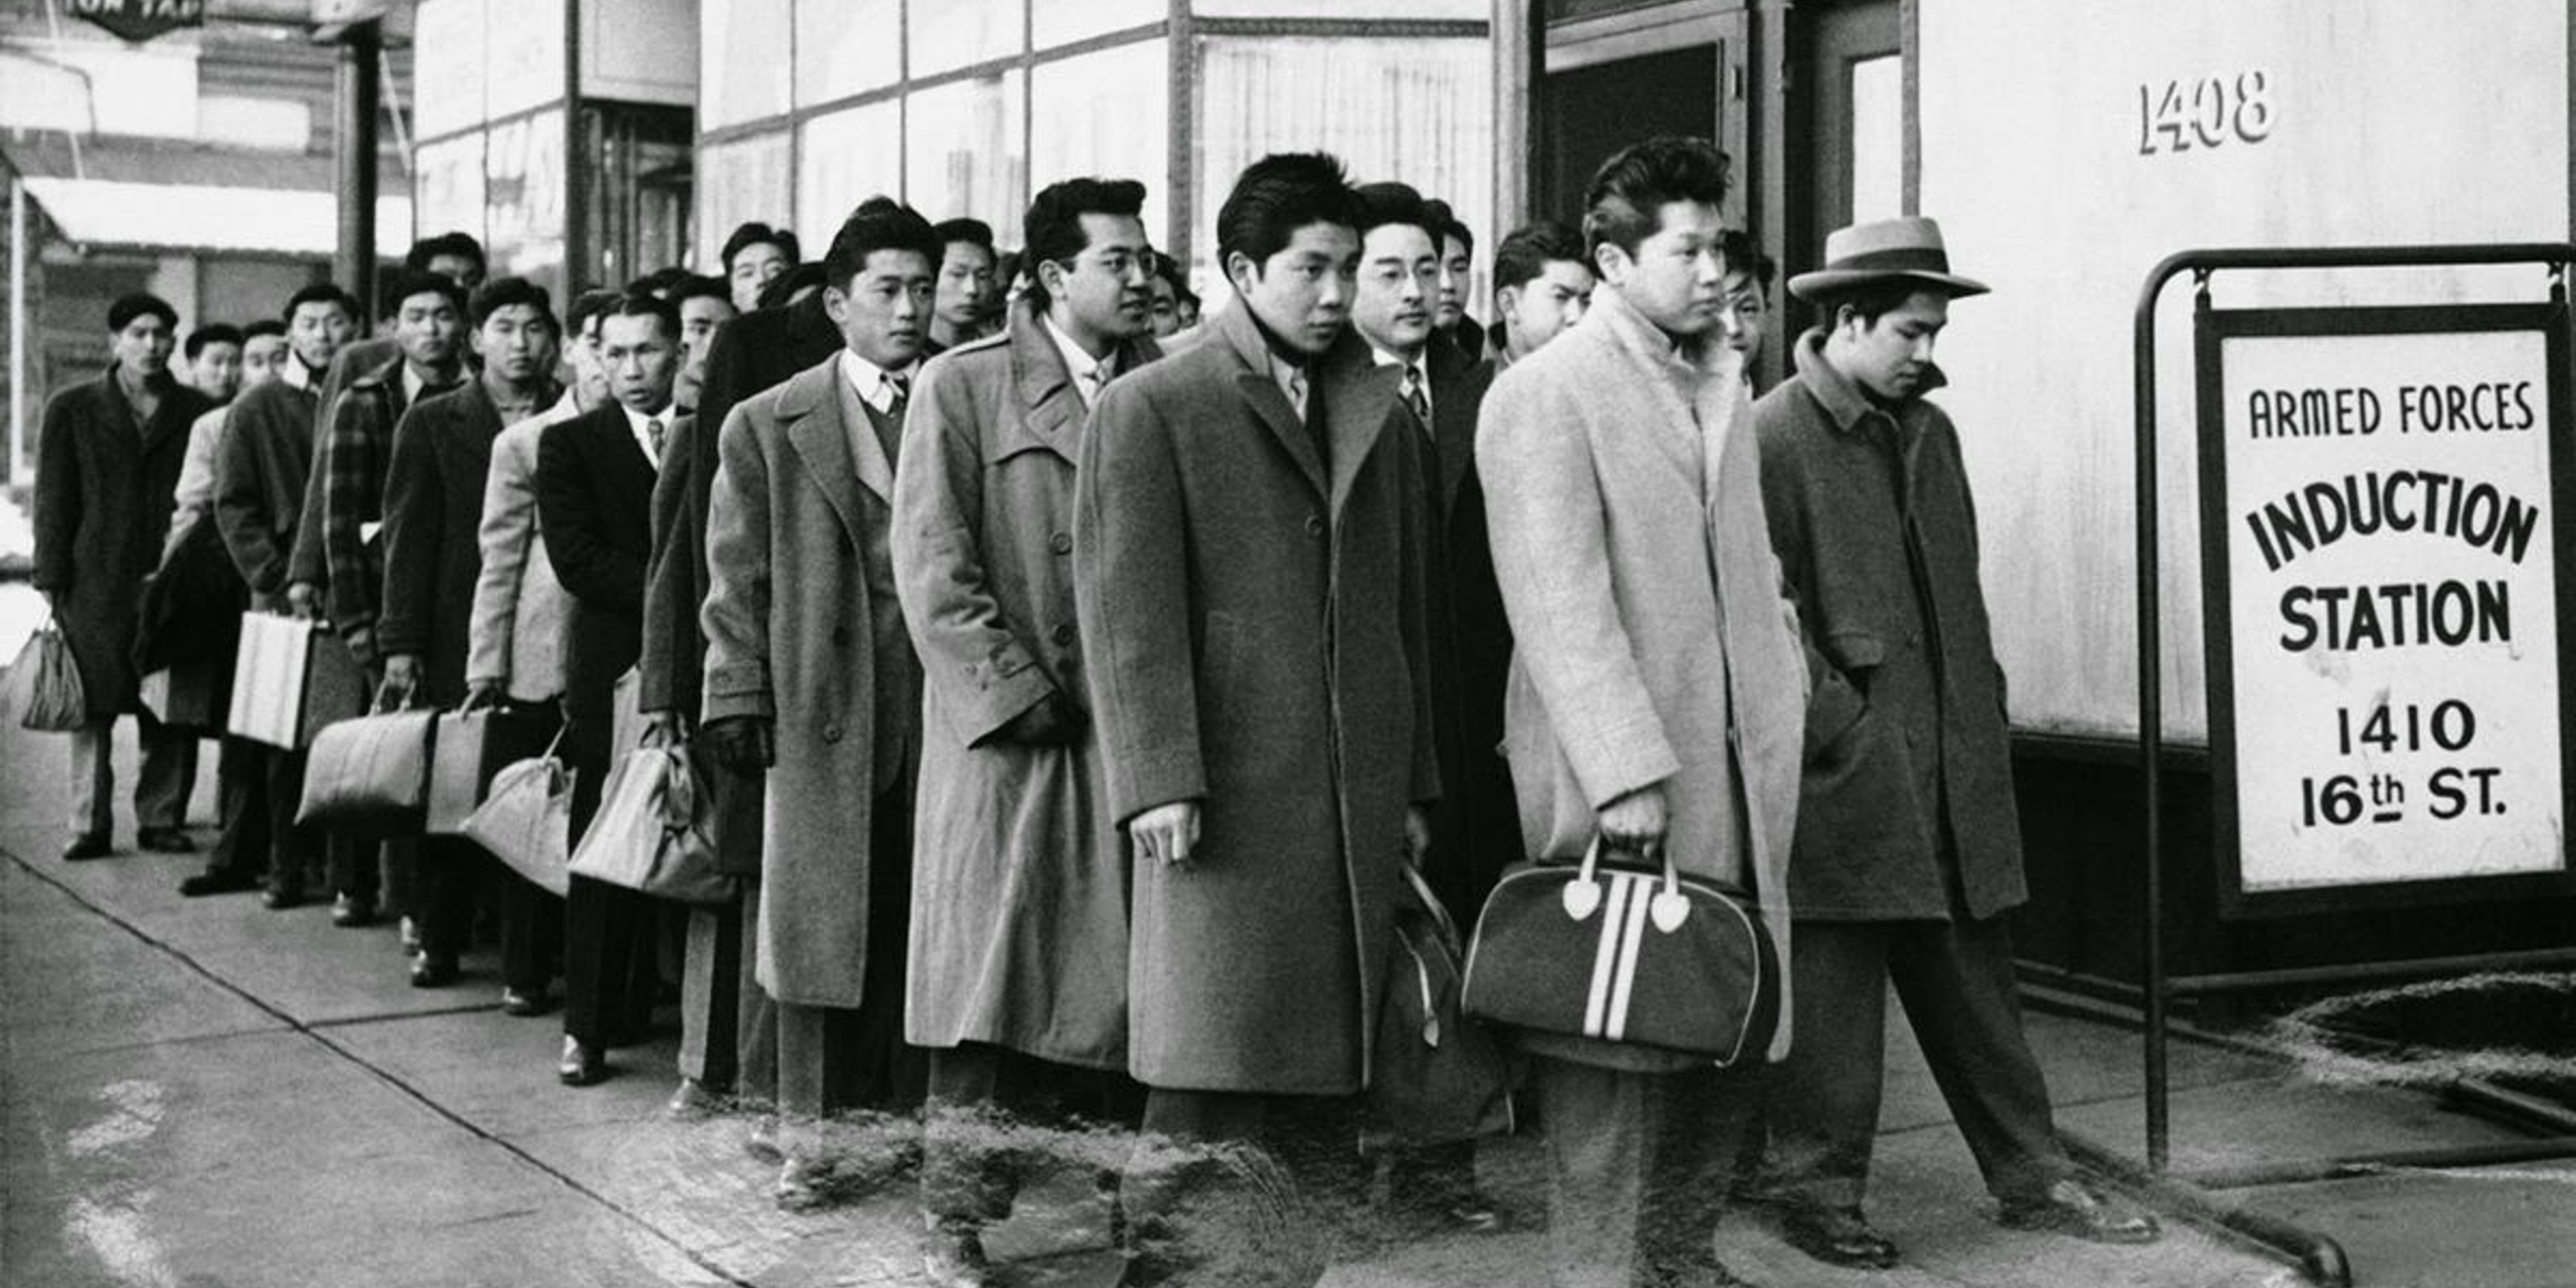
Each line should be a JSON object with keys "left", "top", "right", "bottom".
{"left": 1566, "top": 835, "right": 1692, "bottom": 932}
{"left": 1398, "top": 861, "right": 1462, "bottom": 954}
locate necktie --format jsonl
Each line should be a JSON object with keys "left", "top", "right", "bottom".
{"left": 644, "top": 416, "right": 665, "bottom": 462}
{"left": 1285, "top": 368, "right": 1309, "bottom": 420}
{"left": 885, "top": 373, "right": 910, "bottom": 422}
{"left": 1401, "top": 365, "right": 1431, "bottom": 431}
{"left": 1078, "top": 367, "right": 1108, "bottom": 410}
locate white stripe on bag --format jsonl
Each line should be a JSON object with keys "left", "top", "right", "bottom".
{"left": 1604, "top": 874, "right": 1656, "bottom": 1042}
{"left": 1583, "top": 874, "right": 1632, "bottom": 1036}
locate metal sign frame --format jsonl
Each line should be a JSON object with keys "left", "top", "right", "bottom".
{"left": 2196, "top": 299, "right": 2576, "bottom": 919}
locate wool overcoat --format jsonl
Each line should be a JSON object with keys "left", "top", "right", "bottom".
{"left": 213, "top": 379, "right": 320, "bottom": 611}
{"left": 1073, "top": 301, "right": 1439, "bottom": 1096}
{"left": 1418, "top": 342, "right": 1519, "bottom": 920}
{"left": 701, "top": 355, "right": 923, "bottom": 1010}
{"left": 465, "top": 397, "right": 578, "bottom": 700}
{"left": 33, "top": 369, "right": 212, "bottom": 715}
{"left": 381, "top": 379, "right": 556, "bottom": 706}
{"left": 892, "top": 306, "right": 1158, "bottom": 1071}
{"left": 1753, "top": 331, "right": 2026, "bottom": 921}
{"left": 1475, "top": 285, "right": 1807, "bottom": 1066}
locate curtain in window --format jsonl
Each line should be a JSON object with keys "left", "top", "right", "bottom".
{"left": 698, "top": 134, "right": 797, "bottom": 270}
{"left": 1030, "top": 39, "right": 1171, "bottom": 247}
{"left": 906, "top": 71, "right": 1028, "bottom": 232}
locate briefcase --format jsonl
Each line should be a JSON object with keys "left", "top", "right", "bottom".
{"left": 465, "top": 734, "right": 574, "bottom": 897}
{"left": 296, "top": 692, "right": 440, "bottom": 837}
{"left": 1461, "top": 840, "right": 1781, "bottom": 1066}
{"left": 228, "top": 613, "right": 367, "bottom": 749}
{"left": 425, "top": 705, "right": 559, "bottom": 835}
{"left": 140, "top": 659, "right": 229, "bottom": 735}
{"left": 1367, "top": 864, "right": 1514, "bottom": 1148}
{"left": 567, "top": 733, "right": 734, "bottom": 905}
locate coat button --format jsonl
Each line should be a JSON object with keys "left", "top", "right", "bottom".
{"left": 1050, "top": 532, "right": 1073, "bottom": 555}
{"left": 1304, "top": 514, "right": 1325, "bottom": 538}
{"left": 823, "top": 723, "right": 844, "bottom": 743}
{"left": 1051, "top": 623, "right": 1077, "bottom": 647}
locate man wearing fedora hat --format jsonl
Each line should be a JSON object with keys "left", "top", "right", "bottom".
{"left": 1749, "top": 216, "right": 2161, "bottom": 1267}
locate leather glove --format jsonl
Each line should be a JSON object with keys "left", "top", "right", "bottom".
{"left": 702, "top": 716, "right": 775, "bottom": 773}
{"left": 997, "top": 690, "right": 1087, "bottom": 746}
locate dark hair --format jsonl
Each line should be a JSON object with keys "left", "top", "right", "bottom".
{"left": 757, "top": 262, "right": 829, "bottom": 310}
{"left": 284, "top": 283, "right": 358, "bottom": 323}
{"left": 1716, "top": 229, "right": 1775, "bottom": 291}
{"left": 1492, "top": 220, "right": 1589, "bottom": 295}
{"left": 1583, "top": 136, "right": 1732, "bottom": 259}
{"left": 1215, "top": 152, "right": 1363, "bottom": 272}
{"left": 671, "top": 274, "right": 732, "bottom": 312}
{"left": 107, "top": 292, "right": 178, "bottom": 332}
{"left": 1153, "top": 250, "right": 1199, "bottom": 309}
{"left": 241, "top": 319, "right": 288, "bottom": 343}
{"left": 1353, "top": 181, "right": 1433, "bottom": 240}
{"left": 1813, "top": 278, "right": 1925, "bottom": 329}
{"left": 1422, "top": 197, "right": 1474, "bottom": 254}
{"left": 823, "top": 197, "right": 944, "bottom": 291}
{"left": 721, "top": 222, "right": 800, "bottom": 271}
{"left": 567, "top": 289, "right": 623, "bottom": 339}
{"left": 934, "top": 217, "right": 995, "bottom": 254}
{"left": 1021, "top": 177, "right": 1148, "bottom": 312}
{"left": 384, "top": 269, "right": 467, "bottom": 319}
{"left": 185, "top": 323, "right": 246, "bottom": 359}
{"left": 404, "top": 231, "right": 487, "bottom": 276}
{"left": 469, "top": 276, "right": 557, "bottom": 331}
{"left": 600, "top": 291, "right": 681, "bottom": 342}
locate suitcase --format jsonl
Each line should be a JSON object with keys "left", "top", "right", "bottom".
{"left": 425, "top": 705, "right": 559, "bottom": 835}
{"left": 296, "top": 703, "right": 440, "bottom": 837}
{"left": 227, "top": 613, "right": 368, "bottom": 749}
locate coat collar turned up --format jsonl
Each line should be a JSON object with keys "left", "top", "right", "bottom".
{"left": 1209, "top": 297, "right": 1402, "bottom": 517}
{"left": 1789, "top": 325, "right": 1949, "bottom": 436}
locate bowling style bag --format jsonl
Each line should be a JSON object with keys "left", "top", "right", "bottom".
{"left": 1461, "top": 838, "right": 1781, "bottom": 1066}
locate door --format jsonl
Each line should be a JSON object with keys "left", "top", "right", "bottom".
{"left": 1793, "top": 0, "right": 1907, "bottom": 304}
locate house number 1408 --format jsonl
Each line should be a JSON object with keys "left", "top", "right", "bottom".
{"left": 2138, "top": 71, "right": 2274, "bottom": 155}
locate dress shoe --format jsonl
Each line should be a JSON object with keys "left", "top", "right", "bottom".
{"left": 1997, "top": 1178, "right": 2162, "bottom": 1244}
{"left": 178, "top": 868, "right": 259, "bottom": 897}
{"left": 664, "top": 1078, "right": 723, "bottom": 1120}
{"left": 744, "top": 1115, "right": 784, "bottom": 1164}
{"left": 60, "top": 833, "right": 111, "bottom": 861}
{"left": 1780, "top": 1203, "right": 1901, "bottom": 1269}
{"left": 410, "top": 954, "right": 460, "bottom": 988}
{"left": 500, "top": 986, "right": 554, "bottom": 1017}
{"left": 920, "top": 1220, "right": 993, "bottom": 1286}
{"left": 261, "top": 886, "right": 306, "bottom": 910}
{"left": 331, "top": 894, "right": 376, "bottom": 927}
{"left": 137, "top": 827, "right": 195, "bottom": 854}
{"left": 557, "top": 1036, "right": 608, "bottom": 1086}
{"left": 1444, "top": 1193, "right": 1506, "bottom": 1234}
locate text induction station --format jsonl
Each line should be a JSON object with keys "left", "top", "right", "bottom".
{"left": 2196, "top": 301, "right": 2576, "bottom": 915}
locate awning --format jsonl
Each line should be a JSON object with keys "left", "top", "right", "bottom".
{"left": 18, "top": 175, "right": 412, "bottom": 259}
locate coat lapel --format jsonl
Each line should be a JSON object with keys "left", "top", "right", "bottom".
{"left": 1001, "top": 309, "right": 1084, "bottom": 466}
{"left": 778, "top": 358, "right": 877, "bottom": 549}
{"left": 1429, "top": 342, "right": 1480, "bottom": 518}
{"left": 1212, "top": 303, "right": 1327, "bottom": 499}
{"left": 1320, "top": 333, "right": 1399, "bottom": 519}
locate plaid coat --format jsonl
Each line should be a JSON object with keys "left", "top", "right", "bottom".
{"left": 316, "top": 353, "right": 453, "bottom": 642}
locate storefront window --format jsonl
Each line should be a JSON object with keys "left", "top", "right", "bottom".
{"left": 1030, "top": 39, "right": 1170, "bottom": 246}
{"left": 1194, "top": 37, "right": 1493, "bottom": 295}
{"left": 1191, "top": 0, "right": 1484, "bottom": 17}
{"left": 1032, "top": 0, "right": 1163, "bottom": 51}
{"left": 1848, "top": 53, "right": 1903, "bottom": 224}
{"left": 412, "top": 0, "right": 487, "bottom": 140}
{"left": 799, "top": 100, "right": 903, "bottom": 242}
{"left": 702, "top": 0, "right": 794, "bottom": 130}
{"left": 416, "top": 132, "right": 489, "bottom": 246}
{"left": 905, "top": 71, "right": 1027, "bottom": 232}
{"left": 909, "top": 0, "right": 1024, "bottom": 78}
{"left": 483, "top": 0, "right": 568, "bottom": 120}
{"left": 697, "top": 133, "right": 797, "bottom": 269}
{"left": 487, "top": 108, "right": 568, "bottom": 295}
{"left": 794, "top": 0, "right": 901, "bottom": 106}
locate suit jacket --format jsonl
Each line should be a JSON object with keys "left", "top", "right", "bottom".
{"left": 1072, "top": 301, "right": 1437, "bottom": 1095}
{"left": 214, "top": 379, "right": 322, "bottom": 607}
{"left": 701, "top": 354, "right": 921, "bottom": 1009}
{"left": 381, "top": 378, "right": 558, "bottom": 705}
{"left": 1479, "top": 284, "right": 1807, "bottom": 1066}
{"left": 466, "top": 393, "right": 580, "bottom": 699}
{"left": 537, "top": 401, "right": 659, "bottom": 720}
{"left": 33, "top": 368, "right": 213, "bottom": 714}
{"left": 641, "top": 289, "right": 838, "bottom": 715}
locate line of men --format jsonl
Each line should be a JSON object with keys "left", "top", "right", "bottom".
{"left": 31, "top": 135, "right": 2164, "bottom": 1288}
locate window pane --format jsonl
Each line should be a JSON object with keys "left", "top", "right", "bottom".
{"left": 1034, "top": 0, "right": 1163, "bottom": 50}
{"left": 794, "top": 0, "right": 900, "bottom": 106}
{"left": 905, "top": 71, "right": 1028, "bottom": 231}
{"left": 413, "top": 0, "right": 486, "bottom": 137}
{"left": 486, "top": 108, "right": 568, "bottom": 297}
{"left": 698, "top": 132, "right": 797, "bottom": 269}
{"left": 1195, "top": 37, "right": 1492, "bottom": 301}
{"left": 1030, "top": 39, "right": 1170, "bottom": 247}
{"left": 702, "top": 0, "right": 794, "bottom": 130}
{"left": 483, "top": 0, "right": 568, "bottom": 119}
{"left": 416, "top": 132, "right": 488, "bottom": 248}
{"left": 798, "top": 99, "right": 903, "bottom": 241}
{"left": 1848, "top": 53, "right": 1903, "bottom": 223}
{"left": 1193, "top": 0, "right": 1484, "bottom": 17}
{"left": 910, "top": 0, "right": 1024, "bottom": 77}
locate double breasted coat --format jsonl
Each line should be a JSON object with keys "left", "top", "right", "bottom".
{"left": 1073, "top": 301, "right": 1438, "bottom": 1096}
{"left": 701, "top": 355, "right": 923, "bottom": 1011}
{"left": 1476, "top": 285, "right": 1808, "bottom": 1066}
{"left": 1753, "top": 331, "right": 2026, "bottom": 921}
{"left": 891, "top": 306, "right": 1157, "bottom": 1071}
{"left": 381, "top": 378, "right": 557, "bottom": 706}
{"left": 33, "top": 369, "right": 213, "bottom": 715}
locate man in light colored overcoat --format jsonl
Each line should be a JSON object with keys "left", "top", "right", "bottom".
{"left": 1477, "top": 137, "right": 1808, "bottom": 1288}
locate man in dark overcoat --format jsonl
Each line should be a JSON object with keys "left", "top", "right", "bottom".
{"left": 380, "top": 277, "right": 564, "bottom": 992}
{"left": 1072, "top": 153, "right": 1437, "bottom": 1285}
{"left": 892, "top": 177, "right": 1161, "bottom": 1283}
{"left": 33, "top": 292, "right": 212, "bottom": 860}
{"left": 1753, "top": 216, "right": 2158, "bottom": 1267}
{"left": 537, "top": 293, "right": 683, "bottom": 1088}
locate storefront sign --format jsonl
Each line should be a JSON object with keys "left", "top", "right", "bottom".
{"left": 2199, "top": 303, "right": 2576, "bottom": 912}
{"left": 68, "top": 0, "right": 203, "bottom": 44}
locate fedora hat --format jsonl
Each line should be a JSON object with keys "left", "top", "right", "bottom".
{"left": 1787, "top": 216, "right": 1987, "bottom": 302}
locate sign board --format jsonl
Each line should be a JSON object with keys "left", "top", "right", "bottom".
{"left": 68, "top": 0, "right": 204, "bottom": 44}
{"left": 2198, "top": 301, "right": 2576, "bottom": 914}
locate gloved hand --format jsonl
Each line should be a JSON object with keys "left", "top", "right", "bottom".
{"left": 702, "top": 716, "right": 775, "bottom": 773}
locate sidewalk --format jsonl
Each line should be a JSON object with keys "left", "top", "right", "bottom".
{"left": 1, "top": 712, "right": 2567, "bottom": 1287}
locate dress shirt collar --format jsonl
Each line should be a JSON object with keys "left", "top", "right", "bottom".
{"left": 1041, "top": 315, "right": 1115, "bottom": 410}
{"left": 838, "top": 349, "right": 918, "bottom": 416}
{"left": 619, "top": 400, "right": 672, "bottom": 468}
{"left": 1370, "top": 346, "right": 1431, "bottom": 416}
{"left": 282, "top": 357, "right": 314, "bottom": 391}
